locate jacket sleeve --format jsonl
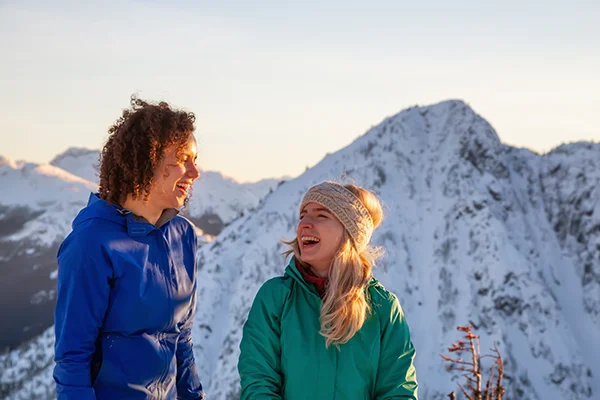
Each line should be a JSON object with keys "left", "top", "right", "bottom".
{"left": 176, "top": 225, "right": 205, "bottom": 399}
{"left": 175, "top": 283, "right": 205, "bottom": 399}
{"left": 53, "top": 233, "right": 112, "bottom": 400}
{"left": 238, "top": 279, "right": 285, "bottom": 399}
{"left": 374, "top": 294, "right": 418, "bottom": 399}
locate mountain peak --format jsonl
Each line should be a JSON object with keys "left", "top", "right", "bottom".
{"left": 0, "top": 154, "right": 15, "bottom": 168}
{"left": 354, "top": 99, "right": 501, "bottom": 159}
{"left": 49, "top": 148, "right": 100, "bottom": 184}
{"left": 2, "top": 100, "right": 598, "bottom": 400}
{"left": 49, "top": 147, "right": 99, "bottom": 165}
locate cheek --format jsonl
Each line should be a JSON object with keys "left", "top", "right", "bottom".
{"left": 152, "top": 175, "right": 167, "bottom": 190}
{"left": 334, "top": 230, "right": 344, "bottom": 249}
{"left": 163, "top": 164, "right": 185, "bottom": 178}
{"left": 165, "top": 165, "right": 186, "bottom": 185}
{"left": 326, "top": 223, "right": 344, "bottom": 248}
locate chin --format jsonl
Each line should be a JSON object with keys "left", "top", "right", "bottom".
{"left": 297, "top": 253, "right": 309, "bottom": 264}
{"left": 172, "top": 195, "right": 187, "bottom": 208}
{"left": 299, "top": 254, "right": 321, "bottom": 265}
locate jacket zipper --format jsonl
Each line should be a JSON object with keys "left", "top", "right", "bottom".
{"left": 156, "top": 332, "right": 168, "bottom": 400}
{"left": 157, "top": 231, "right": 175, "bottom": 399}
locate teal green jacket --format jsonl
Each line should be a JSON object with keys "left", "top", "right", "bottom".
{"left": 238, "top": 258, "right": 418, "bottom": 399}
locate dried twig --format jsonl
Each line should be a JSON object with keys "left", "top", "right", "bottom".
{"left": 441, "top": 325, "right": 504, "bottom": 400}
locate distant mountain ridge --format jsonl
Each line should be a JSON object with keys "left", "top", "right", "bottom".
{"left": 49, "top": 147, "right": 284, "bottom": 228}
{"left": 49, "top": 147, "right": 101, "bottom": 183}
{"left": 0, "top": 149, "right": 284, "bottom": 351}
{"left": 2, "top": 100, "right": 598, "bottom": 399}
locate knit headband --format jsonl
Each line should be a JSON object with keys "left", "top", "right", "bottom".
{"left": 299, "top": 181, "right": 374, "bottom": 253}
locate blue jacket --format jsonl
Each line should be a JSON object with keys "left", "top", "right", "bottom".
{"left": 54, "top": 193, "right": 204, "bottom": 399}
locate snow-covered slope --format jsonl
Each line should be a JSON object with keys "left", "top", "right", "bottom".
{"left": 0, "top": 157, "right": 97, "bottom": 353}
{"left": 0, "top": 156, "right": 97, "bottom": 211}
{"left": 50, "top": 148, "right": 282, "bottom": 231}
{"left": 50, "top": 148, "right": 101, "bottom": 184}
{"left": 186, "top": 100, "right": 598, "bottom": 399}
{"left": 3, "top": 100, "right": 598, "bottom": 399}
{"left": 185, "top": 171, "right": 282, "bottom": 234}
{"left": 0, "top": 152, "right": 282, "bottom": 351}
{"left": 539, "top": 143, "right": 600, "bottom": 329}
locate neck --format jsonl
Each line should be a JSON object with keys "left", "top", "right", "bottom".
{"left": 121, "top": 194, "right": 163, "bottom": 225}
{"left": 308, "top": 262, "right": 329, "bottom": 278}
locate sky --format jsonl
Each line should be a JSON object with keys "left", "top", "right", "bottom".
{"left": 0, "top": 0, "right": 598, "bottom": 182}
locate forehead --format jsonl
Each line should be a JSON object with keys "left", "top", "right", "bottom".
{"left": 165, "top": 134, "right": 197, "bottom": 155}
{"left": 181, "top": 134, "right": 197, "bottom": 151}
{"left": 300, "top": 202, "right": 332, "bottom": 213}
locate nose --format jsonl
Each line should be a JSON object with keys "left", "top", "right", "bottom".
{"left": 187, "top": 161, "right": 200, "bottom": 180}
{"left": 298, "top": 215, "right": 314, "bottom": 229}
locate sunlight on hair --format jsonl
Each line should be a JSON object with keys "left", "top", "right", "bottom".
{"left": 283, "top": 183, "right": 385, "bottom": 347}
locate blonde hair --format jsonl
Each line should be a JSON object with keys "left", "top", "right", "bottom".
{"left": 284, "top": 184, "right": 383, "bottom": 348}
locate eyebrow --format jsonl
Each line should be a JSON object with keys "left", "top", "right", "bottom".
{"left": 182, "top": 150, "right": 198, "bottom": 159}
{"left": 300, "top": 206, "right": 332, "bottom": 214}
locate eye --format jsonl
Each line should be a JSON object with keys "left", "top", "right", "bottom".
{"left": 318, "top": 214, "right": 328, "bottom": 218}
{"left": 180, "top": 153, "right": 196, "bottom": 165}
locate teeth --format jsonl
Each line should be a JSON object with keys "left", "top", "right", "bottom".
{"left": 301, "top": 236, "right": 320, "bottom": 243}
{"left": 177, "top": 183, "right": 190, "bottom": 190}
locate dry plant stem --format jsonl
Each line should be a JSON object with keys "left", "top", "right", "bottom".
{"left": 493, "top": 344, "right": 505, "bottom": 400}
{"left": 484, "top": 368, "right": 494, "bottom": 400}
{"left": 442, "top": 325, "right": 504, "bottom": 400}
{"left": 458, "top": 382, "right": 474, "bottom": 400}
{"left": 465, "top": 328, "right": 482, "bottom": 399}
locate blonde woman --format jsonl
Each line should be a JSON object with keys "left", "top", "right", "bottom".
{"left": 238, "top": 181, "right": 418, "bottom": 399}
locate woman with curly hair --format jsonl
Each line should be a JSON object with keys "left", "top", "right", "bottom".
{"left": 238, "top": 181, "right": 418, "bottom": 399}
{"left": 53, "top": 97, "right": 205, "bottom": 399}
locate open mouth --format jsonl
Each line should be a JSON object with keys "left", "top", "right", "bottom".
{"left": 300, "top": 235, "right": 320, "bottom": 249}
{"left": 176, "top": 182, "right": 192, "bottom": 195}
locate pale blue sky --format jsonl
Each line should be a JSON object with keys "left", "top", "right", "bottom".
{"left": 1, "top": 0, "right": 598, "bottom": 182}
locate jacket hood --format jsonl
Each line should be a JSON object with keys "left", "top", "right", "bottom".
{"left": 73, "top": 193, "right": 127, "bottom": 228}
{"left": 284, "top": 257, "right": 318, "bottom": 296}
{"left": 72, "top": 193, "right": 179, "bottom": 236}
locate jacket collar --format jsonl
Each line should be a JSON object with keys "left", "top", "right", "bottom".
{"left": 117, "top": 207, "right": 180, "bottom": 236}
{"left": 75, "top": 193, "right": 179, "bottom": 237}
{"left": 284, "top": 256, "right": 380, "bottom": 296}
{"left": 284, "top": 257, "right": 320, "bottom": 297}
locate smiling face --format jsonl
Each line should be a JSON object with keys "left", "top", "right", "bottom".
{"left": 149, "top": 133, "right": 200, "bottom": 210}
{"left": 296, "top": 202, "right": 345, "bottom": 275}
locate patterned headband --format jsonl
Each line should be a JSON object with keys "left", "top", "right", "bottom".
{"left": 300, "top": 181, "right": 374, "bottom": 253}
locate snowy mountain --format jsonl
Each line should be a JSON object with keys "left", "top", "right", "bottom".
{"left": 0, "top": 157, "right": 97, "bottom": 353}
{"left": 50, "top": 147, "right": 101, "bottom": 184}
{"left": 0, "top": 152, "right": 283, "bottom": 351}
{"left": 49, "top": 148, "right": 283, "bottom": 232}
{"left": 2, "top": 100, "right": 599, "bottom": 399}
{"left": 185, "top": 171, "right": 284, "bottom": 235}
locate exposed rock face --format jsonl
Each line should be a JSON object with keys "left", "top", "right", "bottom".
{"left": 3, "top": 100, "right": 598, "bottom": 399}
{"left": 0, "top": 152, "right": 281, "bottom": 350}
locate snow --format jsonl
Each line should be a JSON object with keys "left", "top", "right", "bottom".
{"left": 0, "top": 146, "right": 282, "bottom": 248}
{"left": 0, "top": 143, "right": 286, "bottom": 398}
{"left": 0, "top": 158, "right": 97, "bottom": 209}
{"left": 186, "top": 170, "right": 282, "bottom": 224}
{"left": 49, "top": 269, "right": 58, "bottom": 280}
{"left": 49, "top": 148, "right": 283, "bottom": 224}
{"left": 49, "top": 148, "right": 101, "bottom": 184}
{"left": 2, "top": 99, "right": 599, "bottom": 400}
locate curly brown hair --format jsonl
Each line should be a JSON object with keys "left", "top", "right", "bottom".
{"left": 98, "top": 96, "right": 196, "bottom": 205}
